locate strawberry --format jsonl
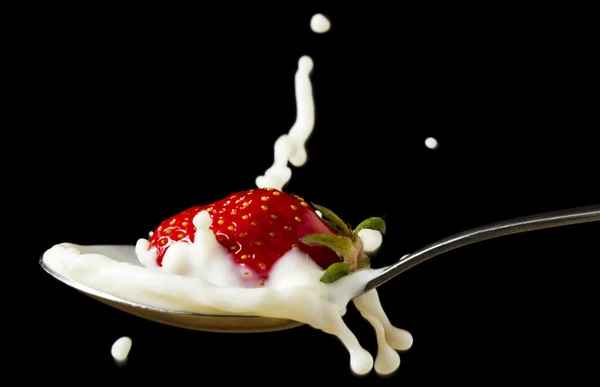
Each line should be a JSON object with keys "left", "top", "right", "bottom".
{"left": 147, "top": 188, "right": 386, "bottom": 284}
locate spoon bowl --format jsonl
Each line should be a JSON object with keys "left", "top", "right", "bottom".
{"left": 40, "top": 258, "right": 304, "bottom": 333}
{"left": 41, "top": 204, "right": 599, "bottom": 333}
{"left": 91, "top": 295, "right": 304, "bottom": 333}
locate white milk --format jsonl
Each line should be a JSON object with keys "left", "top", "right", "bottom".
{"left": 256, "top": 56, "right": 315, "bottom": 191}
{"left": 44, "top": 208, "right": 410, "bottom": 375}
{"left": 44, "top": 53, "right": 402, "bottom": 376}
{"left": 425, "top": 137, "right": 439, "bottom": 149}
{"left": 111, "top": 336, "right": 132, "bottom": 367}
{"left": 310, "top": 14, "right": 331, "bottom": 34}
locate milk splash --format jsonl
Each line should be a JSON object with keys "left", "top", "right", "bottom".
{"left": 256, "top": 56, "right": 315, "bottom": 191}
{"left": 44, "top": 210, "right": 413, "bottom": 375}
{"left": 43, "top": 46, "right": 410, "bottom": 377}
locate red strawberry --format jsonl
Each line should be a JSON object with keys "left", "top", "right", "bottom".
{"left": 147, "top": 188, "right": 386, "bottom": 285}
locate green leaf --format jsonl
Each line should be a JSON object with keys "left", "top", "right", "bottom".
{"left": 354, "top": 217, "right": 386, "bottom": 235}
{"left": 300, "top": 234, "right": 355, "bottom": 259}
{"left": 322, "top": 219, "right": 347, "bottom": 235}
{"left": 320, "top": 262, "right": 351, "bottom": 283}
{"left": 312, "top": 203, "right": 353, "bottom": 237}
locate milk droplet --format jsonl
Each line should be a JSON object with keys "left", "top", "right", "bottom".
{"left": 425, "top": 137, "right": 439, "bottom": 149}
{"left": 111, "top": 336, "right": 132, "bottom": 367}
{"left": 358, "top": 229, "right": 383, "bottom": 253}
{"left": 310, "top": 13, "right": 331, "bottom": 33}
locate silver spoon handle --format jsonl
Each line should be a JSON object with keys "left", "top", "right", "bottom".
{"left": 360, "top": 204, "right": 600, "bottom": 296}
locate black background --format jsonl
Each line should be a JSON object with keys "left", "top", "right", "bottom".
{"left": 20, "top": 4, "right": 598, "bottom": 385}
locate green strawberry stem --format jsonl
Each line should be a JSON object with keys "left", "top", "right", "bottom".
{"left": 311, "top": 203, "right": 353, "bottom": 237}
{"left": 319, "top": 262, "right": 350, "bottom": 283}
{"left": 300, "top": 204, "right": 386, "bottom": 284}
{"left": 354, "top": 217, "right": 386, "bottom": 235}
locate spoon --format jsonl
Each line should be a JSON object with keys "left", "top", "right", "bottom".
{"left": 40, "top": 204, "right": 599, "bottom": 333}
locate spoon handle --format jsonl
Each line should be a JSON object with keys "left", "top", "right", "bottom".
{"left": 361, "top": 204, "right": 600, "bottom": 296}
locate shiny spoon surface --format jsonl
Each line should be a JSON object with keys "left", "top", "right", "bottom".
{"left": 40, "top": 204, "right": 599, "bottom": 333}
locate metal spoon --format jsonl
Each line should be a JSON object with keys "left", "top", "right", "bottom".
{"left": 40, "top": 204, "right": 599, "bottom": 333}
